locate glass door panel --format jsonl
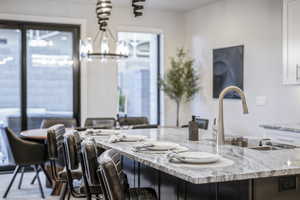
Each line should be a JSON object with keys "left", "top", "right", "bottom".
{"left": 0, "top": 28, "right": 21, "bottom": 166}
{"left": 118, "top": 32, "right": 159, "bottom": 124}
{"left": 26, "top": 29, "right": 74, "bottom": 129}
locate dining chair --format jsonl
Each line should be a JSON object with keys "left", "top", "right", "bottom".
{"left": 47, "top": 124, "right": 81, "bottom": 199}
{"left": 41, "top": 118, "right": 78, "bottom": 129}
{"left": 62, "top": 133, "right": 86, "bottom": 200}
{"left": 2, "top": 127, "right": 52, "bottom": 199}
{"left": 28, "top": 119, "right": 76, "bottom": 188}
{"left": 97, "top": 149, "right": 157, "bottom": 200}
{"left": 84, "top": 118, "right": 116, "bottom": 129}
{"left": 80, "top": 140, "right": 105, "bottom": 200}
{"left": 131, "top": 124, "right": 158, "bottom": 129}
{"left": 118, "top": 116, "right": 149, "bottom": 126}
{"left": 182, "top": 118, "right": 209, "bottom": 130}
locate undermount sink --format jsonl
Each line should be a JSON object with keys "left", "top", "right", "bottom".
{"left": 249, "top": 143, "right": 298, "bottom": 151}
{"left": 224, "top": 137, "right": 298, "bottom": 151}
{"left": 249, "top": 146, "right": 279, "bottom": 151}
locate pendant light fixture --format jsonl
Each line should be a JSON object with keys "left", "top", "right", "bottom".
{"left": 80, "top": 0, "right": 129, "bottom": 61}
{"left": 132, "top": 0, "right": 146, "bottom": 17}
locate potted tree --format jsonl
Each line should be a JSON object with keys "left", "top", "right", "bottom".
{"left": 160, "top": 48, "right": 200, "bottom": 127}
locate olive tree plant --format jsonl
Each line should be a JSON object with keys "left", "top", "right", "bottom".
{"left": 160, "top": 48, "right": 200, "bottom": 127}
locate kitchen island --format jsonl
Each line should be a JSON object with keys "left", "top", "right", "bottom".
{"left": 94, "top": 128, "right": 300, "bottom": 200}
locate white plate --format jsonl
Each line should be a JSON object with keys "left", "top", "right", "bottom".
{"left": 120, "top": 135, "right": 147, "bottom": 142}
{"left": 99, "top": 130, "right": 121, "bottom": 135}
{"left": 174, "top": 152, "right": 221, "bottom": 164}
{"left": 145, "top": 141, "right": 181, "bottom": 151}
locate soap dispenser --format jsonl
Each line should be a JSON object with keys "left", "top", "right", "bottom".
{"left": 189, "top": 116, "right": 199, "bottom": 141}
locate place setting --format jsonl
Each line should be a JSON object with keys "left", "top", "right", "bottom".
{"left": 108, "top": 134, "right": 148, "bottom": 143}
{"left": 167, "top": 151, "right": 234, "bottom": 168}
{"left": 132, "top": 141, "right": 189, "bottom": 154}
{"left": 78, "top": 128, "right": 122, "bottom": 137}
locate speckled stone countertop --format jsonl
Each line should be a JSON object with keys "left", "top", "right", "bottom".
{"left": 92, "top": 128, "right": 300, "bottom": 184}
{"left": 260, "top": 123, "right": 300, "bottom": 133}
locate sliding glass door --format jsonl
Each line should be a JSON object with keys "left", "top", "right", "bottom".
{"left": 0, "top": 21, "right": 80, "bottom": 169}
{"left": 117, "top": 32, "right": 161, "bottom": 124}
{"left": 26, "top": 29, "right": 75, "bottom": 129}
{"left": 0, "top": 27, "right": 21, "bottom": 166}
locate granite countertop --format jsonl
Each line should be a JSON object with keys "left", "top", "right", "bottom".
{"left": 260, "top": 123, "right": 300, "bottom": 133}
{"left": 92, "top": 128, "right": 300, "bottom": 184}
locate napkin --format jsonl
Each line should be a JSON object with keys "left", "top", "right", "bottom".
{"left": 108, "top": 134, "right": 125, "bottom": 143}
{"left": 132, "top": 144, "right": 189, "bottom": 154}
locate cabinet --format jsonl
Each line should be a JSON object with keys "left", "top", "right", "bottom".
{"left": 283, "top": 0, "right": 300, "bottom": 84}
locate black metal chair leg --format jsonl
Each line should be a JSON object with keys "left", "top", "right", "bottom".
{"left": 30, "top": 167, "right": 41, "bottom": 185}
{"left": 34, "top": 165, "right": 45, "bottom": 199}
{"left": 18, "top": 167, "right": 25, "bottom": 189}
{"left": 40, "top": 164, "right": 53, "bottom": 186}
{"left": 3, "top": 165, "right": 21, "bottom": 198}
{"left": 30, "top": 174, "right": 37, "bottom": 185}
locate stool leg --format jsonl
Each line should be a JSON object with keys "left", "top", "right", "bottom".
{"left": 59, "top": 183, "right": 68, "bottom": 200}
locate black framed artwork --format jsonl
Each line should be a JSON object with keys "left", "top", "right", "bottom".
{"left": 213, "top": 45, "right": 244, "bottom": 99}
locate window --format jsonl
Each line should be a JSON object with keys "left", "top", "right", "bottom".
{"left": 0, "top": 21, "right": 80, "bottom": 169}
{"left": 117, "top": 32, "right": 161, "bottom": 124}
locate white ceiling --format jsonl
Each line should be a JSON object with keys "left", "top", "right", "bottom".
{"left": 112, "top": 0, "right": 219, "bottom": 12}
{"left": 58, "top": 0, "right": 219, "bottom": 12}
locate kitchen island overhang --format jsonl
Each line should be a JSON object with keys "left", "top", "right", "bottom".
{"left": 93, "top": 128, "right": 300, "bottom": 200}
{"left": 93, "top": 128, "right": 300, "bottom": 184}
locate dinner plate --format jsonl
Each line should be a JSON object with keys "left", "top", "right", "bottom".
{"left": 173, "top": 152, "right": 221, "bottom": 164}
{"left": 99, "top": 130, "right": 121, "bottom": 135}
{"left": 120, "top": 135, "right": 147, "bottom": 142}
{"left": 144, "top": 141, "right": 181, "bottom": 151}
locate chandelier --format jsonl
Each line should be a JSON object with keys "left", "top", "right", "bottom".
{"left": 132, "top": 0, "right": 146, "bottom": 17}
{"left": 80, "top": 0, "right": 146, "bottom": 62}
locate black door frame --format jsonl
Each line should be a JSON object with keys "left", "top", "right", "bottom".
{"left": 0, "top": 20, "right": 81, "bottom": 170}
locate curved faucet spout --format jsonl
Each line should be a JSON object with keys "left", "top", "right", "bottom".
{"left": 217, "top": 86, "right": 249, "bottom": 146}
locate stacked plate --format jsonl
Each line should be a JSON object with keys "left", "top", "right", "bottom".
{"left": 169, "top": 152, "right": 221, "bottom": 164}
{"left": 119, "top": 135, "right": 147, "bottom": 142}
{"left": 133, "top": 141, "right": 187, "bottom": 154}
{"left": 85, "top": 129, "right": 120, "bottom": 136}
{"left": 109, "top": 134, "right": 147, "bottom": 143}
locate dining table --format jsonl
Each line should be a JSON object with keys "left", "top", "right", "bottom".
{"left": 20, "top": 128, "right": 74, "bottom": 140}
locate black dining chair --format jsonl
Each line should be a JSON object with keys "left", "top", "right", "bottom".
{"left": 117, "top": 116, "right": 149, "bottom": 126}
{"left": 47, "top": 124, "right": 82, "bottom": 199}
{"left": 131, "top": 124, "right": 158, "bottom": 129}
{"left": 84, "top": 118, "right": 116, "bottom": 129}
{"left": 2, "top": 127, "right": 52, "bottom": 199}
{"left": 80, "top": 140, "right": 105, "bottom": 200}
{"left": 28, "top": 119, "right": 77, "bottom": 187}
{"left": 97, "top": 149, "right": 157, "bottom": 200}
{"left": 62, "top": 133, "right": 86, "bottom": 200}
{"left": 41, "top": 118, "right": 78, "bottom": 129}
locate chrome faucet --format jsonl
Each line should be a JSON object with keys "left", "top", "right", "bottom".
{"left": 217, "top": 86, "right": 249, "bottom": 145}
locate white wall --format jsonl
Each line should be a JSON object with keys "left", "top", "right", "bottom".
{"left": 185, "top": 0, "right": 300, "bottom": 136}
{"left": 0, "top": 0, "right": 186, "bottom": 126}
